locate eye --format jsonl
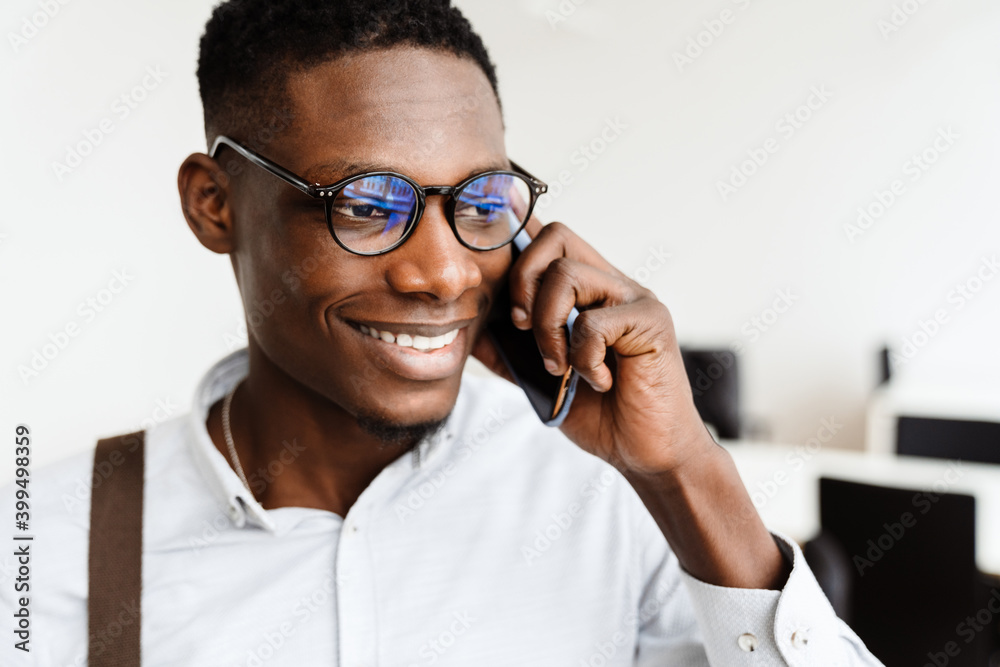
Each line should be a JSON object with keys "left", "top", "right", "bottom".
{"left": 331, "top": 199, "right": 391, "bottom": 220}
{"left": 349, "top": 204, "right": 375, "bottom": 217}
{"left": 455, "top": 198, "right": 507, "bottom": 220}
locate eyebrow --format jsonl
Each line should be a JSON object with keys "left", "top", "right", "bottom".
{"left": 302, "top": 158, "right": 512, "bottom": 186}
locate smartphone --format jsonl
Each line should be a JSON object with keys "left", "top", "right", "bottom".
{"left": 485, "top": 229, "right": 580, "bottom": 427}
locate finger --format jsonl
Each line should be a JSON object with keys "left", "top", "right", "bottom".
{"left": 509, "top": 220, "right": 631, "bottom": 330}
{"left": 567, "top": 300, "right": 670, "bottom": 392}
{"left": 530, "top": 257, "right": 638, "bottom": 376}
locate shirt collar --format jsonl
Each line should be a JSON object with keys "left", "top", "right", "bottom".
{"left": 186, "top": 347, "right": 459, "bottom": 531}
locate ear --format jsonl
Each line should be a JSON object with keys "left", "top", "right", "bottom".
{"left": 178, "top": 153, "right": 235, "bottom": 254}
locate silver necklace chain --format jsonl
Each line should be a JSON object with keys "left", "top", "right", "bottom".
{"left": 222, "top": 378, "right": 253, "bottom": 494}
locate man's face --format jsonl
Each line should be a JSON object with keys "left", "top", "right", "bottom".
{"left": 225, "top": 47, "right": 510, "bottom": 434}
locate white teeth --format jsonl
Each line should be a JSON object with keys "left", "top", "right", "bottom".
{"left": 357, "top": 324, "right": 460, "bottom": 351}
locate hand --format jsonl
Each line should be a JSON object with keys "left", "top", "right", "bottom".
{"left": 471, "top": 218, "right": 715, "bottom": 476}
{"left": 472, "top": 218, "right": 789, "bottom": 589}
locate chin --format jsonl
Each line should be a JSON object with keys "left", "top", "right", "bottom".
{"left": 354, "top": 373, "right": 461, "bottom": 425}
{"left": 352, "top": 398, "right": 454, "bottom": 449}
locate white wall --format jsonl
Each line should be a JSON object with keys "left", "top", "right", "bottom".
{"left": 3, "top": 0, "right": 999, "bottom": 482}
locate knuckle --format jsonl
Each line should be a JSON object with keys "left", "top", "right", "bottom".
{"left": 652, "top": 300, "right": 674, "bottom": 328}
{"left": 647, "top": 302, "right": 676, "bottom": 345}
{"left": 607, "top": 280, "right": 636, "bottom": 307}
{"left": 541, "top": 220, "right": 569, "bottom": 239}
{"left": 545, "top": 256, "right": 575, "bottom": 281}
{"left": 634, "top": 283, "right": 658, "bottom": 302}
{"left": 570, "top": 310, "right": 600, "bottom": 345}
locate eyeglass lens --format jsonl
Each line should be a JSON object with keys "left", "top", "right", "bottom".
{"left": 328, "top": 173, "right": 532, "bottom": 253}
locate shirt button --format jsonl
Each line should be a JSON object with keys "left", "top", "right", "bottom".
{"left": 227, "top": 505, "right": 240, "bottom": 522}
{"left": 738, "top": 633, "right": 758, "bottom": 652}
{"left": 791, "top": 629, "right": 809, "bottom": 649}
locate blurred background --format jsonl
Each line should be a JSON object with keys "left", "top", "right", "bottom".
{"left": 2, "top": 0, "right": 999, "bottom": 662}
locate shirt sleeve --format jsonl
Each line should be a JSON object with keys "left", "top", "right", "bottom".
{"left": 636, "top": 530, "right": 886, "bottom": 666}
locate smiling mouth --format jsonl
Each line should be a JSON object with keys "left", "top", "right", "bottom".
{"left": 351, "top": 322, "right": 461, "bottom": 351}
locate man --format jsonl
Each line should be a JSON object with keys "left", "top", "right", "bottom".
{"left": 1, "top": 1, "right": 883, "bottom": 665}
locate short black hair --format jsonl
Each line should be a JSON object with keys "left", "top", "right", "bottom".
{"left": 197, "top": 0, "right": 500, "bottom": 149}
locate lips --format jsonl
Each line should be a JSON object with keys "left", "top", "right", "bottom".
{"left": 348, "top": 316, "right": 477, "bottom": 339}
{"left": 359, "top": 323, "right": 460, "bottom": 350}
{"left": 344, "top": 318, "right": 473, "bottom": 382}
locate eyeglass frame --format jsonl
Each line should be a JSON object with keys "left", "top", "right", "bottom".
{"left": 209, "top": 135, "right": 548, "bottom": 256}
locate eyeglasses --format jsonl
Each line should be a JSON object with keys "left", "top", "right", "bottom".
{"left": 209, "top": 135, "right": 548, "bottom": 256}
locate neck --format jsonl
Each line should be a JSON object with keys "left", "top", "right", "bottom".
{"left": 206, "top": 344, "right": 424, "bottom": 517}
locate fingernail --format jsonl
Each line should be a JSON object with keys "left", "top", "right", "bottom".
{"left": 543, "top": 357, "right": 559, "bottom": 374}
{"left": 511, "top": 306, "right": 529, "bottom": 328}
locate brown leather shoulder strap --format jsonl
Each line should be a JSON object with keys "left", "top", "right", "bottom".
{"left": 88, "top": 430, "right": 145, "bottom": 666}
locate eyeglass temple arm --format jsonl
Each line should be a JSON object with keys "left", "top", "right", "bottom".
{"left": 210, "top": 136, "right": 547, "bottom": 199}
{"left": 508, "top": 160, "right": 548, "bottom": 195}
{"left": 209, "top": 135, "right": 317, "bottom": 197}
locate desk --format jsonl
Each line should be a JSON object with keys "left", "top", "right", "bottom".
{"left": 722, "top": 441, "right": 1000, "bottom": 575}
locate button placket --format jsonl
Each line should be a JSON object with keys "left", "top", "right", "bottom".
{"left": 337, "top": 506, "right": 378, "bottom": 667}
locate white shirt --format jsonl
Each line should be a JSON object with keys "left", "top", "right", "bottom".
{"left": 0, "top": 348, "right": 882, "bottom": 666}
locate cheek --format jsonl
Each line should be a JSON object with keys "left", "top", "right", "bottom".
{"left": 242, "top": 255, "right": 355, "bottom": 346}
{"left": 233, "top": 204, "right": 342, "bottom": 340}
{"left": 482, "top": 249, "right": 512, "bottom": 304}
{"left": 238, "top": 246, "right": 379, "bottom": 409}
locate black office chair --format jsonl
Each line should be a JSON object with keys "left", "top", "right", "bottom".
{"left": 896, "top": 415, "right": 1000, "bottom": 465}
{"left": 804, "top": 477, "right": 994, "bottom": 667}
{"left": 679, "top": 348, "right": 740, "bottom": 439}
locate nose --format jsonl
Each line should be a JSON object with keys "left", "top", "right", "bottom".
{"left": 383, "top": 196, "right": 483, "bottom": 302}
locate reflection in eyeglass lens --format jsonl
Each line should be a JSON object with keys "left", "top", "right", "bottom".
{"left": 332, "top": 176, "right": 417, "bottom": 251}
{"left": 328, "top": 173, "right": 532, "bottom": 252}
{"left": 455, "top": 175, "right": 530, "bottom": 248}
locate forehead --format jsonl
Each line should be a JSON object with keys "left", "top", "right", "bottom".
{"left": 275, "top": 48, "right": 506, "bottom": 184}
